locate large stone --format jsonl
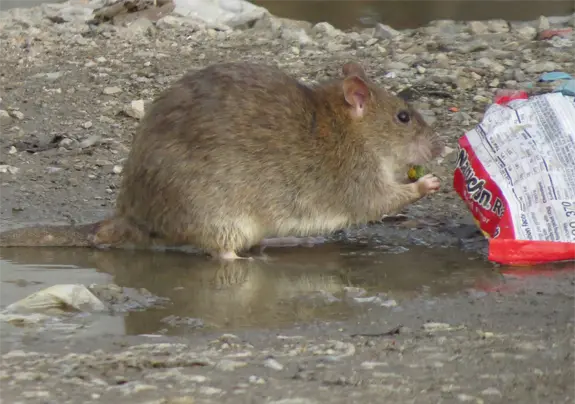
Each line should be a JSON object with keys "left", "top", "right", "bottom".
{"left": 468, "top": 21, "right": 488, "bottom": 35}
{"left": 515, "top": 25, "right": 537, "bottom": 40}
{"left": 487, "top": 19, "right": 509, "bottom": 33}
{"left": 311, "top": 22, "right": 342, "bottom": 37}
{"left": 123, "top": 17, "right": 155, "bottom": 38}
{"left": 374, "top": 23, "right": 400, "bottom": 39}
{"left": 537, "top": 15, "right": 550, "bottom": 31}
{"left": 43, "top": 4, "right": 94, "bottom": 24}
{"left": 173, "top": 0, "right": 269, "bottom": 29}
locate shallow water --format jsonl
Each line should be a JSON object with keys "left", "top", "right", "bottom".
{"left": 253, "top": 0, "right": 575, "bottom": 30}
{"left": 1, "top": 0, "right": 573, "bottom": 30}
{"left": 0, "top": 243, "right": 502, "bottom": 337}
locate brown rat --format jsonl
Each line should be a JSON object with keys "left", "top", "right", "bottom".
{"left": 0, "top": 61, "right": 444, "bottom": 259}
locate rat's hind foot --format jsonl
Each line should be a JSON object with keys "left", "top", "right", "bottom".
{"left": 216, "top": 251, "right": 254, "bottom": 261}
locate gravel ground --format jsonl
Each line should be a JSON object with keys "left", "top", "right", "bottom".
{"left": 0, "top": 2, "right": 574, "bottom": 403}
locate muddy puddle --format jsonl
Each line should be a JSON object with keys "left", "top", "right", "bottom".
{"left": 0, "top": 243, "right": 504, "bottom": 341}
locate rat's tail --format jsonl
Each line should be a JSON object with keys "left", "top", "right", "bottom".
{"left": 0, "top": 217, "right": 147, "bottom": 248}
{"left": 0, "top": 221, "right": 105, "bottom": 247}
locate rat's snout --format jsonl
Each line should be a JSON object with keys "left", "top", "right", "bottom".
{"left": 429, "top": 132, "right": 445, "bottom": 159}
{"left": 408, "top": 131, "right": 445, "bottom": 165}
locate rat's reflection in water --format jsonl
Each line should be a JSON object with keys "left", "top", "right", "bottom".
{"left": 0, "top": 243, "right": 499, "bottom": 334}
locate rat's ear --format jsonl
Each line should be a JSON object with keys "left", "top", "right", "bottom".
{"left": 342, "top": 62, "right": 367, "bottom": 80}
{"left": 343, "top": 75, "right": 369, "bottom": 119}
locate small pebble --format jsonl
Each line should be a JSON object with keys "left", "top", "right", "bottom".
{"left": 264, "top": 358, "right": 284, "bottom": 371}
{"left": 423, "top": 322, "right": 453, "bottom": 332}
{"left": 199, "top": 386, "right": 223, "bottom": 396}
{"left": 103, "top": 86, "right": 122, "bottom": 95}
{"left": 248, "top": 375, "right": 266, "bottom": 384}
{"left": 481, "top": 387, "right": 502, "bottom": 397}
{"left": 0, "top": 110, "right": 11, "bottom": 123}
{"left": 9, "top": 110, "right": 24, "bottom": 120}
{"left": 216, "top": 359, "right": 247, "bottom": 371}
{"left": 123, "top": 99, "right": 146, "bottom": 120}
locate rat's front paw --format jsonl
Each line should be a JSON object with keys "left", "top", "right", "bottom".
{"left": 416, "top": 174, "right": 440, "bottom": 196}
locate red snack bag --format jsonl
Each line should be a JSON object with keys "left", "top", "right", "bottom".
{"left": 453, "top": 92, "right": 575, "bottom": 266}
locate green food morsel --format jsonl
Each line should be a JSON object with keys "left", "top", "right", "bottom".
{"left": 408, "top": 165, "right": 426, "bottom": 181}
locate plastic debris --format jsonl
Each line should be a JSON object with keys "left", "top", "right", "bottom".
{"left": 537, "top": 71, "right": 575, "bottom": 97}
{"left": 454, "top": 91, "right": 575, "bottom": 266}
{"left": 493, "top": 89, "right": 528, "bottom": 105}
{"left": 554, "top": 79, "right": 575, "bottom": 97}
{"left": 538, "top": 72, "right": 573, "bottom": 82}
{"left": 537, "top": 28, "right": 573, "bottom": 40}
{"left": 4, "top": 284, "right": 107, "bottom": 315}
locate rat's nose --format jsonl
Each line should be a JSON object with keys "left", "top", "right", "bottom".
{"left": 431, "top": 134, "right": 445, "bottom": 158}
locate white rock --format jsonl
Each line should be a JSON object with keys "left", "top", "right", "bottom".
{"left": 226, "top": 7, "right": 268, "bottom": 29}
{"left": 0, "top": 110, "right": 11, "bottom": 124}
{"left": 124, "top": 18, "right": 155, "bottom": 37}
{"left": 0, "top": 165, "right": 19, "bottom": 174}
{"left": 423, "top": 322, "right": 453, "bottom": 332}
{"left": 9, "top": 110, "right": 24, "bottom": 120}
{"left": 386, "top": 61, "right": 410, "bottom": 70}
{"left": 526, "top": 61, "right": 559, "bottom": 73}
{"left": 173, "top": 0, "right": 268, "bottom": 29}
{"left": 103, "top": 86, "right": 122, "bottom": 95}
{"left": 188, "top": 375, "right": 208, "bottom": 383}
{"left": 311, "top": 22, "right": 341, "bottom": 37}
{"left": 79, "top": 135, "right": 102, "bottom": 148}
{"left": 157, "top": 15, "right": 204, "bottom": 30}
{"left": 468, "top": 21, "right": 488, "bottom": 35}
{"left": 476, "top": 57, "right": 505, "bottom": 74}
{"left": 82, "top": 121, "right": 93, "bottom": 129}
{"left": 280, "top": 27, "right": 312, "bottom": 46}
{"left": 360, "top": 361, "right": 388, "bottom": 369}
{"left": 487, "top": 19, "right": 509, "bottom": 33}
{"left": 41, "top": 3, "right": 95, "bottom": 24}
{"left": 199, "top": 386, "right": 223, "bottom": 395}
{"left": 481, "top": 387, "right": 502, "bottom": 397}
{"left": 263, "top": 358, "right": 284, "bottom": 371}
{"left": 515, "top": 26, "right": 537, "bottom": 40}
{"left": 374, "top": 23, "right": 399, "bottom": 39}
{"left": 124, "top": 99, "right": 146, "bottom": 120}
{"left": 248, "top": 375, "right": 266, "bottom": 384}
{"left": 216, "top": 359, "right": 247, "bottom": 371}
{"left": 538, "top": 16, "right": 550, "bottom": 31}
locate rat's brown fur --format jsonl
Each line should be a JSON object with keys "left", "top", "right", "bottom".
{"left": 0, "top": 61, "right": 444, "bottom": 259}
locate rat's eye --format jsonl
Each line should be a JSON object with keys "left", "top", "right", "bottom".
{"left": 397, "top": 110, "right": 410, "bottom": 123}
